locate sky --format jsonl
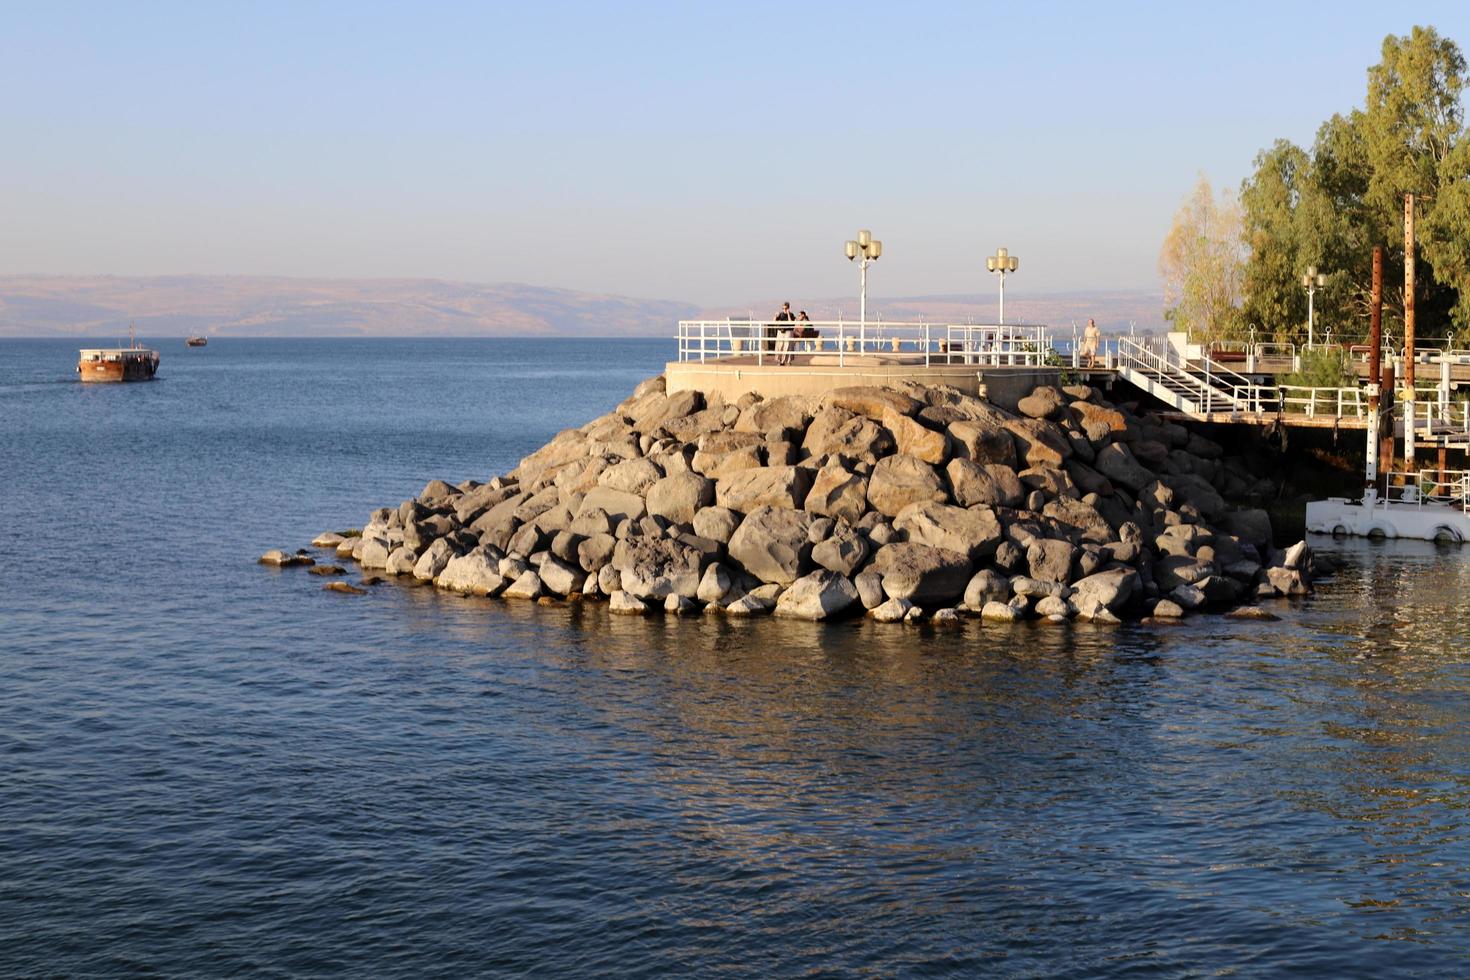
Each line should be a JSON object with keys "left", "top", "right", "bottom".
{"left": 3, "top": 1, "right": 1470, "bottom": 305}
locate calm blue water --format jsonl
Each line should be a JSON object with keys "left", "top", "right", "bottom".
{"left": 4, "top": 337, "right": 1470, "bottom": 977}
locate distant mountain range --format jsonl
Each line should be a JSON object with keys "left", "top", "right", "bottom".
{"left": 0, "top": 275, "right": 703, "bottom": 338}
{"left": 0, "top": 275, "right": 1166, "bottom": 338}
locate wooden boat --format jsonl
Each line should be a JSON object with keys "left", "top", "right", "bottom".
{"left": 186, "top": 336, "right": 208, "bottom": 347}
{"left": 78, "top": 324, "right": 159, "bottom": 382}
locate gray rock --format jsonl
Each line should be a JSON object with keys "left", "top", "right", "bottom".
{"left": 1154, "top": 555, "right": 1216, "bottom": 590}
{"left": 1219, "top": 508, "right": 1273, "bottom": 552}
{"left": 727, "top": 506, "right": 818, "bottom": 584}
{"left": 869, "top": 597, "right": 915, "bottom": 623}
{"left": 1266, "top": 566, "right": 1311, "bottom": 595}
{"left": 1026, "top": 538, "right": 1077, "bottom": 584}
{"left": 597, "top": 564, "right": 622, "bottom": 595}
{"left": 502, "top": 570, "right": 544, "bottom": 600}
{"left": 1094, "top": 443, "right": 1154, "bottom": 493}
{"left": 868, "top": 542, "right": 972, "bottom": 604}
{"left": 1034, "top": 594, "right": 1075, "bottom": 618}
{"left": 436, "top": 550, "right": 507, "bottom": 596}
{"left": 609, "top": 590, "right": 649, "bottom": 615}
{"left": 855, "top": 570, "right": 886, "bottom": 609}
{"left": 538, "top": 557, "right": 583, "bottom": 596}
{"left": 577, "top": 532, "right": 617, "bottom": 572}
{"left": 611, "top": 536, "right": 703, "bottom": 599}
{"left": 697, "top": 563, "right": 735, "bottom": 603}
{"left": 981, "top": 600, "right": 1023, "bottom": 622}
{"left": 724, "top": 592, "right": 775, "bottom": 616}
{"left": 811, "top": 524, "right": 870, "bottom": 577}
{"left": 665, "top": 594, "right": 699, "bottom": 615}
{"left": 358, "top": 536, "right": 392, "bottom": 570}
{"left": 692, "top": 505, "right": 740, "bottom": 544}
{"left": 803, "top": 406, "right": 895, "bottom": 461}
{"left": 412, "top": 538, "right": 456, "bottom": 581}
{"left": 1069, "top": 567, "right": 1139, "bottom": 610}
{"left": 1169, "top": 583, "right": 1207, "bottom": 610}
{"left": 774, "top": 570, "right": 860, "bottom": 621}
{"left": 895, "top": 501, "right": 1002, "bottom": 562}
{"left": 963, "top": 569, "right": 1011, "bottom": 608}
{"left": 385, "top": 546, "right": 418, "bottom": 576}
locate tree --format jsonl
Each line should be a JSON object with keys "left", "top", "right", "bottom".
{"left": 1234, "top": 25, "right": 1470, "bottom": 343}
{"left": 1159, "top": 175, "right": 1246, "bottom": 341}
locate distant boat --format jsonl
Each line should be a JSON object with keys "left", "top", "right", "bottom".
{"left": 78, "top": 323, "right": 159, "bottom": 382}
{"left": 186, "top": 336, "right": 208, "bottom": 347}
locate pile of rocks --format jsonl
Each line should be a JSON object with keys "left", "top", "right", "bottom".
{"left": 302, "top": 376, "right": 1316, "bottom": 623}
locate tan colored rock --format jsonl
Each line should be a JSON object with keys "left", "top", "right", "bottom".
{"left": 804, "top": 464, "right": 870, "bottom": 525}
{"left": 881, "top": 407, "right": 949, "bottom": 464}
{"left": 645, "top": 472, "right": 715, "bottom": 525}
{"left": 894, "top": 501, "right": 1002, "bottom": 561}
{"left": 727, "top": 506, "right": 818, "bottom": 584}
{"left": 1005, "top": 418, "right": 1072, "bottom": 468}
{"left": 868, "top": 542, "right": 972, "bottom": 604}
{"left": 866, "top": 454, "right": 946, "bottom": 517}
{"left": 820, "top": 386, "right": 922, "bottom": 420}
{"left": 716, "top": 465, "right": 813, "bottom": 513}
{"left": 945, "top": 458, "right": 1024, "bottom": 509}
{"left": 948, "top": 418, "right": 1018, "bottom": 468}
{"left": 691, "top": 446, "right": 764, "bottom": 478}
{"left": 577, "top": 486, "right": 647, "bottom": 524}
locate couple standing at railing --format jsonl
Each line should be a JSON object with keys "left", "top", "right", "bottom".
{"left": 769, "top": 302, "right": 819, "bottom": 366}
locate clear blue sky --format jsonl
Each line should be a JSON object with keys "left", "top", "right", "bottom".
{"left": 3, "top": 1, "right": 1468, "bottom": 304}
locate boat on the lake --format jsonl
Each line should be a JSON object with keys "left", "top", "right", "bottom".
{"left": 186, "top": 335, "right": 208, "bottom": 347}
{"left": 78, "top": 324, "right": 159, "bottom": 382}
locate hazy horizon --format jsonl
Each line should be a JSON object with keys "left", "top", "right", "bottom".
{"left": 5, "top": 2, "right": 1469, "bottom": 304}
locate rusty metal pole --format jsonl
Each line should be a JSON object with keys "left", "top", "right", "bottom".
{"left": 1405, "top": 192, "right": 1417, "bottom": 470}
{"left": 1366, "top": 246, "right": 1384, "bottom": 493}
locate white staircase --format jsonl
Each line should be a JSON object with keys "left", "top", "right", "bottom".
{"left": 1115, "top": 336, "right": 1278, "bottom": 418}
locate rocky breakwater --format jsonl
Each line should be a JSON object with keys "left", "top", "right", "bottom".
{"left": 290, "top": 376, "right": 1317, "bottom": 624}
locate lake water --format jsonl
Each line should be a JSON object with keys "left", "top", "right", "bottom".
{"left": 4, "top": 337, "right": 1470, "bottom": 977}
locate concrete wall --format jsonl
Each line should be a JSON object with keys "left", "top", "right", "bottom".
{"left": 665, "top": 361, "right": 1060, "bottom": 411}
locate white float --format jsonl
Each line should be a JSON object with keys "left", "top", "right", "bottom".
{"left": 1307, "top": 481, "right": 1470, "bottom": 543}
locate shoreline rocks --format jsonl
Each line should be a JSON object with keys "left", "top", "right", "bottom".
{"left": 285, "top": 376, "right": 1318, "bottom": 625}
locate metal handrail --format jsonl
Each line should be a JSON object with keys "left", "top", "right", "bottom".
{"left": 674, "top": 319, "right": 1054, "bottom": 368}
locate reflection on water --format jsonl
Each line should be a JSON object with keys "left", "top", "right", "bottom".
{"left": 4, "top": 339, "right": 1470, "bottom": 975}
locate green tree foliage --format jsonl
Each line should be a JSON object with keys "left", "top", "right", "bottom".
{"left": 1159, "top": 175, "right": 1246, "bottom": 341}
{"left": 1237, "top": 26, "right": 1470, "bottom": 344}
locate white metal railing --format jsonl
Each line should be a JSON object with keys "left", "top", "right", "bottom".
{"left": 1401, "top": 398, "right": 1470, "bottom": 444}
{"left": 674, "top": 319, "right": 1054, "bottom": 368}
{"left": 1381, "top": 469, "right": 1470, "bottom": 512}
{"left": 1115, "top": 335, "right": 1267, "bottom": 414}
{"left": 1276, "top": 385, "right": 1367, "bottom": 418}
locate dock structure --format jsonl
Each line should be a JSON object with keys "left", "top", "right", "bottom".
{"left": 668, "top": 319, "right": 1470, "bottom": 460}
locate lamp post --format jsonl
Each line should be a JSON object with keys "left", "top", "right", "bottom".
{"left": 844, "top": 230, "right": 883, "bottom": 330}
{"left": 986, "top": 247, "right": 1019, "bottom": 324}
{"left": 1302, "top": 265, "right": 1327, "bottom": 348}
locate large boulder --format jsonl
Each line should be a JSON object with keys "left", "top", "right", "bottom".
{"left": 1070, "top": 401, "right": 1128, "bottom": 443}
{"left": 436, "top": 549, "right": 507, "bottom": 596}
{"left": 811, "top": 523, "right": 869, "bottom": 577}
{"left": 610, "top": 536, "right": 703, "bottom": 599}
{"left": 1017, "top": 386, "right": 1066, "bottom": 420}
{"left": 804, "top": 464, "right": 870, "bottom": 525}
{"left": 945, "top": 458, "right": 1024, "bottom": 509}
{"left": 577, "top": 532, "right": 617, "bottom": 572}
{"left": 598, "top": 457, "right": 664, "bottom": 495}
{"left": 716, "top": 465, "right": 814, "bottom": 512}
{"left": 868, "top": 542, "right": 972, "bottom": 605}
{"left": 727, "top": 506, "right": 819, "bottom": 584}
{"left": 1026, "top": 538, "right": 1077, "bottom": 584}
{"left": 577, "top": 486, "right": 647, "bottom": 524}
{"left": 1163, "top": 474, "right": 1228, "bottom": 519}
{"left": 734, "top": 395, "right": 816, "bottom": 435}
{"left": 881, "top": 407, "right": 949, "bottom": 464}
{"left": 963, "top": 569, "right": 1011, "bottom": 608}
{"left": 866, "top": 454, "right": 947, "bottom": 517}
{"left": 894, "top": 501, "right": 1002, "bottom": 562}
{"left": 1154, "top": 555, "right": 1216, "bottom": 591}
{"left": 1219, "top": 508, "right": 1273, "bottom": 552}
{"left": 1094, "top": 443, "right": 1154, "bottom": 493}
{"left": 1005, "top": 418, "right": 1072, "bottom": 468}
{"left": 774, "top": 570, "right": 860, "bottom": 621}
{"left": 947, "top": 417, "right": 1018, "bottom": 468}
{"left": 820, "top": 386, "right": 922, "bottom": 420}
{"left": 1042, "top": 497, "right": 1113, "bottom": 545}
{"left": 1070, "top": 567, "right": 1139, "bottom": 611}
{"left": 693, "top": 505, "right": 741, "bottom": 543}
{"left": 358, "top": 536, "right": 392, "bottom": 570}
{"left": 385, "top": 546, "right": 418, "bottom": 576}
{"left": 412, "top": 538, "right": 456, "bottom": 581}
{"left": 692, "top": 446, "right": 764, "bottom": 479}
{"left": 803, "top": 407, "right": 895, "bottom": 461}
{"left": 538, "top": 557, "right": 584, "bottom": 596}
{"left": 645, "top": 473, "right": 714, "bottom": 525}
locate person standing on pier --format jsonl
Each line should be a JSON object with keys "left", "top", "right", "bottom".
{"left": 769, "top": 302, "right": 795, "bottom": 361}
{"left": 1081, "top": 317, "right": 1101, "bottom": 368}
